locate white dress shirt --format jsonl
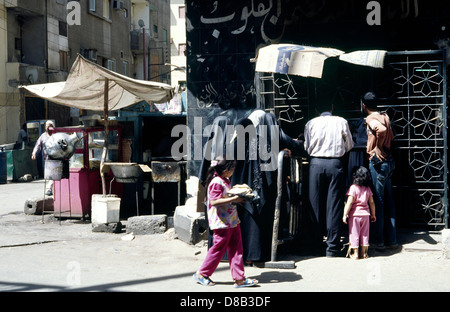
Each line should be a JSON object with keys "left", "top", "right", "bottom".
{"left": 304, "top": 112, "right": 354, "bottom": 158}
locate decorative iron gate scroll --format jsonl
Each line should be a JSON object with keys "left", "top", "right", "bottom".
{"left": 382, "top": 50, "right": 447, "bottom": 229}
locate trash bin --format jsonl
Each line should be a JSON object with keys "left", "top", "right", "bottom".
{"left": 0, "top": 147, "right": 6, "bottom": 184}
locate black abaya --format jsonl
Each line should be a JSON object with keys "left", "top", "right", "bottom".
{"left": 231, "top": 111, "right": 305, "bottom": 262}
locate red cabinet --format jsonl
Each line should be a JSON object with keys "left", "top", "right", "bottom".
{"left": 51, "top": 126, "right": 122, "bottom": 219}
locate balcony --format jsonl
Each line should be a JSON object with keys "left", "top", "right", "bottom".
{"left": 130, "top": 29, "right": 150, "bottom": 53}
{"left": 5, "top": 1, "right": 44, "bottom": 15}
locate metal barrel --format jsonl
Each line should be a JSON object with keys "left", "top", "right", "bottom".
{"left": 44, "top": 159, "right": 69, "bottom": 181}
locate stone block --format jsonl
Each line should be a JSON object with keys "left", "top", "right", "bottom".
{"left": 185, "top": 176, "right": 200, "bottom": 197}
{"left": 126, "top": 215, "right": 167, "bottom": 235}
{"left": 173, "top": 204, "right": 208, "bottom": 245}
{"left": 24, "top": 197, "right": 54, "bottom": 215}
{"left": 92, "top": 222, "right": 123, "bottom": 233}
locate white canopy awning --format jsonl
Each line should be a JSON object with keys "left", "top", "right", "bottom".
{"left": 254, "top": 44, "right": 387, "bottom": 78}
{"left": 20, "top": 54, "right": 174, "bottom": 111}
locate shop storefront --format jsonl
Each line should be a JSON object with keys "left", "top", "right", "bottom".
{"left": 185, "top": 0, "right": 449, "bottom": 230}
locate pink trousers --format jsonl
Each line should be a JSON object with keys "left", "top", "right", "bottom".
{"left": 198, "top": 225, "right": 245, "bottom": 281}
{"left": 348, "top": 215, "right": 370, "bottom": 247}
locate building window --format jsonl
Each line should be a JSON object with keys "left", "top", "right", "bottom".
{"left": 163, "top": 29, "right": 168, "bottom": 45}
{"left": 179, "top": 6, "right": 185, "bottom": 19}
{"left": 60, "top": 51, "right": 68, "bottom": 71}
{"left": 178, "top": 43, "right": 186, "bottom": 56}
{"left": 59, "top": 21, "right": 67, "bottom": 37}
{"left": 123, "top": 61, "right": 129, "bottom": 76}
{"left": 103, "top": 0, "right": 111, "bottom": 19}
{"left": 106, "top": 59, "right": 116, "bottom": 72}
{"left": 82, "top": 49, "right": 97, "bottom": 61}
{"left": 89, "top": 0, "right": 96, "bottom": 12}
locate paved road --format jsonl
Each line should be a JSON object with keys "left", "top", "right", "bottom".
{"left": 0, "top": 180, "right": 45, "bottom": 215}
{"left": 0, "top": 180, "right": 449, "bottom": 298}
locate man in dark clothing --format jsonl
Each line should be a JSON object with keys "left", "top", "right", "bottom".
{"left": 361, "top": 92, "right": 398, "bottom": 250}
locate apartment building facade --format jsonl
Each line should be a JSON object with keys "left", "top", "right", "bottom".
{"left": 130, "top": 0, "right": 170, "bottom": 83}
{"left": 0, "top": 0, "right": 172, "bottom": 145}
{"left": 168, "top": 0, "right": 186, "bottom": 88}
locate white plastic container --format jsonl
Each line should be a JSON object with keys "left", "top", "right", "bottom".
{"left": 91, "top": 194, "right": 121, "bottom": 224}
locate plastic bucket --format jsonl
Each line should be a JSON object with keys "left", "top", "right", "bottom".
{"left": 91, "top": 194, "right": 121, "bottom": 224}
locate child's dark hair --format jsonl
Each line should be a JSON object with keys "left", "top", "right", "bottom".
{"left": 351, "top": 166, "right": 371, "bottom": 187}
{"left": 204, "top": 156, "right": 236, "bottom": 191}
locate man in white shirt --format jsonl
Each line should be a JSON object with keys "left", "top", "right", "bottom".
{"left": 304, "top": 96, "right": 354, "bottom": 257}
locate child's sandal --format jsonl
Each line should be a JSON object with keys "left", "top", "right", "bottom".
{"left": 350, "top": 252, "right": 359, "bottom": 260}
{"left": 234, "top": 278, "right": 258, "bottom": 288}
{"left": 345, "top": 245, "right": 351, "bottom": 258}
{"left": 347, "top": 247, "right": 359, "bottom": 260}
{"left": 361, "top": 247, "right": 369, "bottom": 259}
{"left": 193, "top": 273, "right": 215, "bottom": 286}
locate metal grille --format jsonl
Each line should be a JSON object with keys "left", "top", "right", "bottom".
{"left": 256, "top": 50, "right": 448, "bottom": 229}
{"left": 256, "top": 72, "right": 311, "bottom": 139}
{"left": 382, "top": 51, "right": 447, "bottom": 228}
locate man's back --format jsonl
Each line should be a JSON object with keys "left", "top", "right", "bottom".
{"left": 304, "top": 112, "right": 354, "bottom": 158}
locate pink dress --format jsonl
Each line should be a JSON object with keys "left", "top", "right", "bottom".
{"left": 206, "top": 175, "right": 240, "bottom": 229}
{"left": 198, "top": 174, "right": 245, "bottom": 281}
{"left": 346, "top": 184, "right": 373, "bottom": 247}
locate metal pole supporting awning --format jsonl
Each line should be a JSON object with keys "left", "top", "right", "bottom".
{"left": 20, "top": 54, "right": 175, "bottom": 195}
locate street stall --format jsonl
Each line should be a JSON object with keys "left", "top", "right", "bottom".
{"left": 114, "top": 84, "right": 187, "bottom": 217}
{"left": 253, "top": 44, "right": 448, "bottom": 230}
{"left": 251, "top": 44, "right": 400, "bottom": 264}
{"left": 47, "top": 125, "right": 123, "bottom": 219}
{"left": 251, "top": 44, "right": 449, "bottom": 264}
{"left": 117, "top": 104, "right": 187, "bottom": 216}
{"left": 20, "top": 54, "right": 174, "bottom": 220}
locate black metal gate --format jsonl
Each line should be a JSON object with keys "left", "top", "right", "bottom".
{"left": 257, "top": 49, "right": 448, "bottom": 230}
{"left": 382, "top": 50, "right": 447, "bottom": 229}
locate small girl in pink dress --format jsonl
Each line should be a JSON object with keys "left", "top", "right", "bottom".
{"left": 193, "top": 158, "right": 258, "bottom": 287}
{"left": 343, "top": 166, "right": 376, "bottom": 260}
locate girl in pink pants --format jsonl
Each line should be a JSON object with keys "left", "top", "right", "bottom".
{"left": 194, "top": 158, "right": 258, "bottom": 288}
{"left": 343, "top": 166, "right": 376, "bottom": 259}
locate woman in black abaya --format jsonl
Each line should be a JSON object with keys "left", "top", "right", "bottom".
{"left": 198, "top": 115, "right": 231, "bottom": 185}
{"left": 232, "top": 110, "right": 305, "bottom": 263}
{"left": 230, "top": 117, "right": 260, "bottom": 263}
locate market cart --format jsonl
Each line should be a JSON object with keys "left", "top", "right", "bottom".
{"left": 51, "top": 125, "right": 123, "bottom": 219}
{"left": 20, "top": 55, "right": 174, "bottom": 221}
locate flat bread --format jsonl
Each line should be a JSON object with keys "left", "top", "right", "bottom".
{"left": 228, "top": 184, "right": 254, "bottom": 197}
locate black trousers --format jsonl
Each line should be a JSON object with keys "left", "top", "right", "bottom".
{"left": 308, "top": 157, "right": 345, "bottom": 256}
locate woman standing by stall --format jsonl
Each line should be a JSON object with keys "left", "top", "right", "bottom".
{"left": 31, "top": 120, "right": 54, "bottom": 195}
